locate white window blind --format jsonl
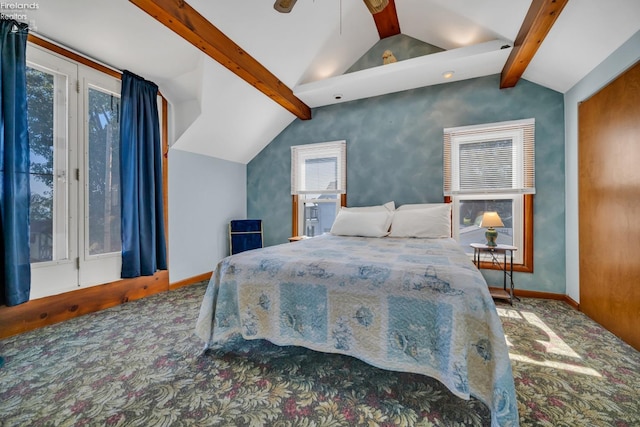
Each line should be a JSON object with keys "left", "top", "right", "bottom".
{"left": 443, "top": 119, "right": 535, "bottom": 195}
{"left": 291, "top": 140, "right": 346, "bottom": 195}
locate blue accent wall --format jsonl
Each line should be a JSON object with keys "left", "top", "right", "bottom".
{"left": 346, "top": 34, "right": 444, "bottom": 73}
{"left": 247, "top": 74, "right": 565, "bottom": 293}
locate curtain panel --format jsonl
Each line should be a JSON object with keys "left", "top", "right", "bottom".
{"left": 0, "top": 20, "right": 31, "bottom": 306}
{"left": 119, "top": 71, "right": 167, "bottom": 278}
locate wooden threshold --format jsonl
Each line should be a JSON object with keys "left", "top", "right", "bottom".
{"left": 0, "top": 271, "right": 218, "bottom": 339}
{"left": 0, "top": 271, "right": 168, "bottom": 339}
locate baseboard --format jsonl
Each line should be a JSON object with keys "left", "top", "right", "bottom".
{"left": 0, "top": 270, "right": 169, "bottom": 339}
{"left": 563, "top": 294, "right": 580, "bottom": 310}
{"left": 510, "top": 288, "right": 567, "bottom": 300}
{"left": 492, "top": 287, "right": 580, "bottom": 310}
{"left": 169, "top": 271, "right": 212, "bottom": 290}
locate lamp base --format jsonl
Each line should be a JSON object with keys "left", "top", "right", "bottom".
{"left": 485, "top": 227, "right": 498, "bottom": 247}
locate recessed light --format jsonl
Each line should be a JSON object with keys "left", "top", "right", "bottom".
{"left": 334, "top": 94, "right": 343, "bottom": 100}
{"left": 442, "top": 70, "right": 455, "bottom": 79}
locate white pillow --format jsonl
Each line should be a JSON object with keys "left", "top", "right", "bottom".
{"left": 330, "top": 209, "right": 392, "bottom": 237}
{"left": 389, "top": 204, "right": 451, "bottom": 238}
{"left": 342, "top": 201, "right": 395, "bottom": 212}
{"left": 341, "top": 201, "right": 395, "bottom": 231}
{"left": 397, "top": 203, "right": 448, "bottom": 211}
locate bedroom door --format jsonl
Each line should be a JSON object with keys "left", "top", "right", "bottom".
{"left": 578, "top": 60, "right": 640, "bottom": 351}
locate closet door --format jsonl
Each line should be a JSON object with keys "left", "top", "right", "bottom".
{"left": 578, "top": 60, "right": 640, "bottom": 351}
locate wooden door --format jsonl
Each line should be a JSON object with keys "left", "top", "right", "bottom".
{"left": 579, "top": 60, "right": 640, "bottom": 351}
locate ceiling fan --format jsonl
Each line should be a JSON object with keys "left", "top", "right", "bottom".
{"left": 274, "top": 0, "right": 389, "bottom": 14}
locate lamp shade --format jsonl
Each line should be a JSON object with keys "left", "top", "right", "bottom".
{"left": 479, "top": 211, "right": 504, "bottom": 228}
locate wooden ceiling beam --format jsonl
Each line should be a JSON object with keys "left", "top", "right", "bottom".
{"left": 500, "top": 0, "right": 569, "bottom": 89}
{"left": 372, "top": 0, "right": 401, "bottom": 39}
{"left": 129, "top": 0, "right": 311, "bottom": 120}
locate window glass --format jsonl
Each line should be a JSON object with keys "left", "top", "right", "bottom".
{"left": 87, "top": 87, "right": 121, "bottom": 255}
{"left": 301, "top": 194, "right": 338, "bottom": 237}
{"left": 27, "top": 66, "right": 58, "bottom": 263}
{"left": 458, "top": 198, "right": 514, "bottom": 248}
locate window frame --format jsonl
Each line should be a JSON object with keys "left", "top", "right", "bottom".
{"left": 26, "top": 34, "right": 170, "bottom": 299}
{"left": 292, "top": 194, "right": 347, "bottom": 237}
{"left": 291, "top": 140, "right": 347, "bottom": 237}
{"left": 445, "top": 194, "right": 533, "bottom": 272}
{"left": 444, "top": 119, "right": 535, "bottom": 273}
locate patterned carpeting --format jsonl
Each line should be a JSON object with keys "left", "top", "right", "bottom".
{"left": 0, "top": 282, "right": 638, "bottom": 426}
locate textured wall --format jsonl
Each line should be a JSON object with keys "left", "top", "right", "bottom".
{"left": 247, "top": 74, "right": 565, "bottom": 293}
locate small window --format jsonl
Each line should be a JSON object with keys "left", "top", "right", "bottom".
{"left": 444, "top": 119, "right": 534, "bottom": 270}
{"left": 291, "top": 141, "right": 346, "bottom": 237}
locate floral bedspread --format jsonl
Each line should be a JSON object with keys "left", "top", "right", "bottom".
{"left": 195, "top": 235, "right": 519, "bottom": 426}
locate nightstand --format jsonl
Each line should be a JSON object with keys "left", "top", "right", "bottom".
{"left": 470, "top": 243, "right": 518, "bottom": 305}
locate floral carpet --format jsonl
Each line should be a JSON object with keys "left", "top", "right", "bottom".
{"left": 0, "top": 282, "right": 638, "bottom": 426}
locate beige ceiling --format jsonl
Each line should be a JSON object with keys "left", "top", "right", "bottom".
{"left": 27, "top": 0, "right": 640, "bottom": 164}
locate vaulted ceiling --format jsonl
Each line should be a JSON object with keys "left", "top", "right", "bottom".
{"left": 29, "top": 0, "right": 640, "bottom": 163}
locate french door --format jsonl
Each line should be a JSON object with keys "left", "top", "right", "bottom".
{"left": 27, "top": 44, "right": 122, "bottom": 299}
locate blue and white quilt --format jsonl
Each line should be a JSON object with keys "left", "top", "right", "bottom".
{"left": 195, "top": 235, "right": 519, "bottom": 426}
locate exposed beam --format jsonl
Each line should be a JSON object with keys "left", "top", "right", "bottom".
{"left": 372, "top": 0, "right": 401, "bottom": 39}
{"left": 129, "top": 0, "right": 311, "bottom": 120}
{"left": 500, "top": 0, "right": 569, "bottom": 88}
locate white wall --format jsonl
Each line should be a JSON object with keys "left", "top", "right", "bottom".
{"left": 564, "top": 30, "right": 640, "bottom": 302}
{"left": 168, "top": 148, "right": 246, "bottom": 284}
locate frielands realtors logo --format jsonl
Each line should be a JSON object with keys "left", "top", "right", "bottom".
{"left": 1, "top": 2, "right": 39, "bottom": 21}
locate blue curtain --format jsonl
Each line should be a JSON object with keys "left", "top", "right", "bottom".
{"left": 119, "top": 70, "right": 167, "bottom": 278}
{"left": 0, "top": 20, "right": 30, "bottom": 306}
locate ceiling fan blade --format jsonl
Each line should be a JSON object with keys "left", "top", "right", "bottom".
{"left": 274, "top": 0, "right": 297, "bottom": 13}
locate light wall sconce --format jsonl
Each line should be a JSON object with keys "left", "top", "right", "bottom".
{"left": 479, "top": 211, "right": 504, "bottom": 247}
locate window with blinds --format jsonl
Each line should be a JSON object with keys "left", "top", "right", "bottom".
{"left": 291, "top": 140, "right": 346, "bottom": 195}
{"left": 291, "top": 140, "right": 346, "bottom": 238}
{"left": 444, "top": 118, "right": 535, "bottom": 195}
{"left": 443, "top": 119, "right": 535, "bottom": 266}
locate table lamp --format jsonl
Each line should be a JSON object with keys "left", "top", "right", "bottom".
{"left": 480, "top": 211, "right": 504, "bottom": 247}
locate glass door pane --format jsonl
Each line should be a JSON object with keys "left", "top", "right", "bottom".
{"left": 27, "top": 45, "right": 80, "bottom": 299}
{"left": 27, "top": 65, "right": 68, "bottom": 263}
{"left": 79, "top": 68, "right": 122, "bottom": 288}
{"left": 87, "top": 86, "right": 121, "bottom": 256}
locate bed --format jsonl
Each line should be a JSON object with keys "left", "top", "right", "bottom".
{"left": 195, "top": 205, "right": 519, "bottom": 427}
